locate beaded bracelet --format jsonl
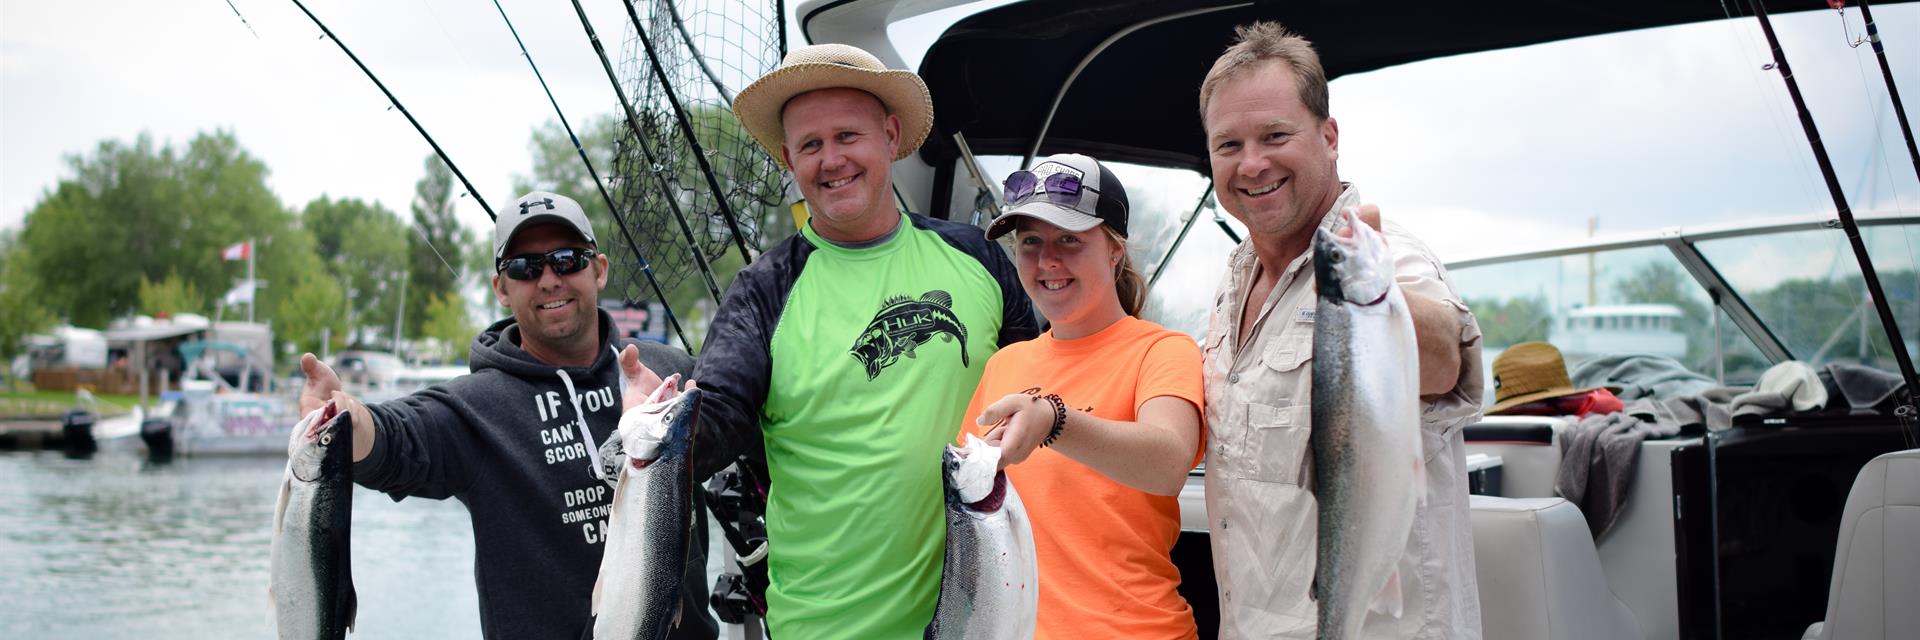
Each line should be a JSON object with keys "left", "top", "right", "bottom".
{"left": 1038, "top": 393, "right": 1066, "bottom": 448}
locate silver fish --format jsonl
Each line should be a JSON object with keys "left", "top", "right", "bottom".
{"left": 591, "top": 381, "right": 699, "bottom": 640}
{"left": 926, "top": 434, "right": 1037, "bottom": 640}
{"left": 271, "top": 401, "right": 357, "bottom": 640}
{"left": 1311, "top": 209, "right": 1426, "bottom": 640}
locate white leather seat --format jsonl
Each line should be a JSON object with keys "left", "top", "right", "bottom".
{"left": 1470, "top": 496, "right": 1641, "bottom": 640}
{"left": 1802, "top": 448, "right": 1920, "bottom": 640}
{"left": 1463, "top": 416, "right": 1572, "bottom": 498}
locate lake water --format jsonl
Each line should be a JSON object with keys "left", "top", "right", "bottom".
{"left": 0, "top": 450, "right": 724, "bottom": 639}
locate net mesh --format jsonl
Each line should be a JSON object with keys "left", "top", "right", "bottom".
{"left": 608, "top": 0, "right": 788, "bottom": 317}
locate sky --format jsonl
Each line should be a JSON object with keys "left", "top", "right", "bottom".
{"left": 3, "top": 1, "right": 1917, "bottom": 283}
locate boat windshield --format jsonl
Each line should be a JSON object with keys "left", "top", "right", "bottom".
{"left": 941, "top": 6, "right": 1920, "bottom": 400}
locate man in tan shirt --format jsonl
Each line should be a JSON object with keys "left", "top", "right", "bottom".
{"left": 1198, "top": 22, "right": 1486, "bottom": 639}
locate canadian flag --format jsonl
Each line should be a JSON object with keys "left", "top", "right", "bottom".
{"left": 221, "top": 241, "right": 251, "bottom": 261}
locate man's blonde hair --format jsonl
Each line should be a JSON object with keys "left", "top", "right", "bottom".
{"left": 1198, "top": 21, "right": 1329, "bottom": 123}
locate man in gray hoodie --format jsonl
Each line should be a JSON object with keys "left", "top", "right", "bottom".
{"left": 297, "top": 191, "right": 715, "bottom": 640}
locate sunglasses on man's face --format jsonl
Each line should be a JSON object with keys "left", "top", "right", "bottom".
{"left": 1003, "top": 170, "right": 1102, "bottom": 207}
{"left": 496, "top": 248, "right": 597, "bottom": 281}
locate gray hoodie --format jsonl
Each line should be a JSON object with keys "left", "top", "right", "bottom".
{"left": 357, "top": 309, "right": 715, "bottom": 640}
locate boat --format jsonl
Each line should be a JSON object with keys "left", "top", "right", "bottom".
{"left": 774, "top": 1, "right": 1918, "bottom": 639}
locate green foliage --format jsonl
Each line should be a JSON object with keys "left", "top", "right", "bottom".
{"left": 0, "top": 233, "right": 56, "bottom": 364}
{"left": 1466, "top": 294, "right": 1553, "bottom": 349}
{"left": 11, "top": 130, "right": 304, "bottom": 328}
{"left": 137, "top": 272, "right": 205, "bottom": 318}
{"left": 407, "top": 154, "right": 471, "bottom": 339}
{"left": 1746, "top": 269, "right": 1918, "bottom": 367}
{"left": 275, "top": 271, "right": 348, "bottom": 359}
{"left": 421, "top": 291, "right": 477, "bottom": 363}
{"left": 302, "top": 196, "right": 408, "bottom": 345}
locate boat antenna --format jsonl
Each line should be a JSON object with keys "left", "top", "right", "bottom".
{"left": 565, "top": 0, "right": 726, "bottom": 306}
{"left": 1848, "top": 1, "right": 1920, "bottom": 185}
{"left": 284, "top": 0, "right": 496, "bottom": 221}
{"left": 1748, "top": 0, "right": 1918, "bottom": 447}
{"left": 488, "top": 0, "right": 695, "bottom": 352}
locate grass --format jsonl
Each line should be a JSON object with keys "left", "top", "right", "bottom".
{"left": 0, "top": 388, "right": 139, "bottom": 419}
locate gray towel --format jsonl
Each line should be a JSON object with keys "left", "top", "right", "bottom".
{"left": 1555, "top": 403, "right": 1682, "bottom": 539}
{"left": 1729, "top": 361, "right": 1827, "bottom": 418}
{"left": 1571, "top": 354, "right": 1719, "bottom": 401}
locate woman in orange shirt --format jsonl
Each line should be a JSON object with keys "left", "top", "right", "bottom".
{"left": 961, "top": 153, "right": 1206, "bottom": 640}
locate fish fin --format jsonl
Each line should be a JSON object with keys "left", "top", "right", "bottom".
{"left": 1414, "top": 454, "right": 1429, "bottom": 508}
{"left": 1367, "top": 569, "right": 1405, "bottom": 618}
{"left": 272, "top": 474, "right": 290, "bottom": 536}
{"left": 904, "top": 342, "right": 918, "bottom": 358}
{"left": 920, "top": 290, "right": 954, "bottom": 308}
{"left": 590, "top": 572, "right": 603, "bottom": 616}
{"left": 345, "top": 583, "right": 359, "bottom": 631}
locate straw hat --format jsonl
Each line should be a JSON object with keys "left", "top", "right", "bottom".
{"left": 1487, "top": 342, "right": 1604, "bottom": 414}
{"left": 731, "top": 43, "right": 934, "bottom": 170}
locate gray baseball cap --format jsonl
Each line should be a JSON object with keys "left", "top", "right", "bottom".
{"left": 985, "top": 153, "right": 1130, "bottom": 240}
{"left": 494, "top": 191, "right": 597, "bottom": 259}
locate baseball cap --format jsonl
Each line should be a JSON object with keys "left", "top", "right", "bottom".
{"left": 985, "top": 153, "right": 1130, "bottom": 240}
{"left": 494, "top": 191, "right": 597, "bottom": 260}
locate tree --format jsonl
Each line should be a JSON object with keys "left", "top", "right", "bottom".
{"left": 407, "top": 155, "right": 471, "bottom": 339}
{"left": 11, "top": 131, "right": 308, "bottom": 328}
{"left": 275, "top": 272, "right": 348, "bottom": 359}
{"left": 0, "top": 233, "right": 55, "bottom": 369}
{"left": 137, "top": 273, "right": 206, "bottom": 319}
{"left": 421, "top": 291, "right": 477, "bottom": 364}
{"left": 302, "top": 196, "right": 408, "bottom": 345}
{"left": 1466, "top": 294, "right": 1554, "bottom": 349}
{"left": 1611, "top": 261, "right": 1712, "bottom": 362}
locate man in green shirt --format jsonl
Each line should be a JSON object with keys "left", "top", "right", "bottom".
{"left": 628, "top": 43, "right": 1037, "bottom": 637}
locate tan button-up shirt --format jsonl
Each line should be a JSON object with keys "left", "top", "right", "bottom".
{"left": 1203, "top": 185, "right": 1485, "bottom": 639}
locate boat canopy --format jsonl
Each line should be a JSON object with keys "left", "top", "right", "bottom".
{"left": 915, "top": 0, "right": 1850, "bottom": 173}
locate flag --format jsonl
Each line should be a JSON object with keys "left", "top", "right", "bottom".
{"left": 221, "top": 241, "right": 251, "bottom": 261}
{"left": 223, "top": 281, "right": 256, "bottom": 306}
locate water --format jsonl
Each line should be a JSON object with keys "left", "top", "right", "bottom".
{"left": 0, "top": 450, "right": 725, "bottom": 639}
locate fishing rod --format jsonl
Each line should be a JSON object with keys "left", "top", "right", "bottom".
{"left": 1748, "top": 0, "right": 1919, "bottom": 448}
{"left": 284, "top": 0, "right": 495, "bottom": 221}
{"left": 489, "top": 0, "right": 694, "bottom": 352}
{"left": 567, "top": 0, "right": 726, "bottom": 306}
{"left": 1853, "top": 1, "right": 1920, "bottom": 185}
{"left": 620, "top": 0, "right": 758, "bottom": 264}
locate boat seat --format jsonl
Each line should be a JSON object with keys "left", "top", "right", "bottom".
{"left": 1469, "top": 496, "right": 1641, "bottom": 640}
{"left": 1801, "top": 448, "right": 1920, "bottom": 640}
{"left": 1464, "top": 416, "right": 1572, "bottom": 498}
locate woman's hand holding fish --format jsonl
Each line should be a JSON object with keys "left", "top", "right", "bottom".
{"left": 976, "top": 393, "right": 1057, "bottom": 468}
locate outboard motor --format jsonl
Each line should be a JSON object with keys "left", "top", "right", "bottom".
{"left": 140, "top": 416, "right": 174, "bottom": 463}
{"left": 60, "top": 407, "right": 96, "bottom": 458}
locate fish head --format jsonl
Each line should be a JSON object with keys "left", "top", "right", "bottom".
{"left": 286, "top": 401, "right": 348, "bottom": 482}
{"left": 1313, "top": 207, "right": 1394, "bottom": 307}
{"left": 942, "top": 434, "right": 1008, "bottom": 512}
{"left": 620, "top": 384, "right": 700, "bottom": 469}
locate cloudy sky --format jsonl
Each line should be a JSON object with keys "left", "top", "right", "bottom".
{"left": 3, "top": 1, "right": 1916, "bottom": 273}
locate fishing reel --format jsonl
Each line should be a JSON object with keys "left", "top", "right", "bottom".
{"left": 705, "top": 463, "right": 770, "bottom": 623}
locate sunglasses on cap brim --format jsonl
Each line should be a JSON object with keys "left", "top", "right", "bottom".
{"left": 1003, "top": 170, "right": 1106, "bottom": 208}
{"left": 495, "top": 247, "right": 597, "bottom": 281}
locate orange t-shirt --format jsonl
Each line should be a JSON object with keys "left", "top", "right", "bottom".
{"left": 958, "top": 315, "right": 1206, "bottom": 640}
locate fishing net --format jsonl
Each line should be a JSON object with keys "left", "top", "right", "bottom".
{"left": 607, "top": 0, "right": 788, "bottom": 315}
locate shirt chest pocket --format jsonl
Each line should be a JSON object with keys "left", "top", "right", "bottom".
{"left": 1236, "top": 343, "right": 1313, "bottom": 485}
